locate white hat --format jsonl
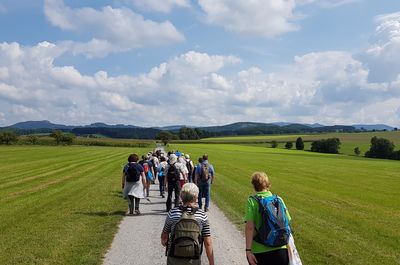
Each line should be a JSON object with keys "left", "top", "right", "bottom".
{"left": 185, "top": 154, "right": 190, "bottom": 159}
{"left": 169, "top": 154, "right": 177, "bottom": 164}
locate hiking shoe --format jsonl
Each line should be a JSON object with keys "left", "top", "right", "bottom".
{"left": 135, "top": 209, "right": 141, "bottom": 215}
{"left": 161, "top": 194, "right": 165, "bottom": 198}
{"left": 146, "top": 197, "right": 151, "bottom": 202}
{"left": 204, "top": 208, "right": 209, "bottom": 212}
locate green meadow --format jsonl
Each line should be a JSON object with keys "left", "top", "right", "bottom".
{"left": 171, "top": 143, "right": 400, "bottom": 265}
{"left": 1, "top": 132, "right": 400, "bottom": 264}
{"left": 0, "top": 146, "right": 147, "bottom": 265}
{"left": 197, "top": 131, "right": 400, "bottom": 156}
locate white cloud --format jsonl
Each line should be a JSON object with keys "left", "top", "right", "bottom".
{"left": 132, "top": 0, "right": 191, "bottom": 13}
{"left": 197, "top": 0, "right": 299, "bottom": 38}
{"left": 44, "top": 0, "right": 184, "bottom": 57}
{"left": 297, "top": 0, "right": 360, "bottom": 8}
{"left": 357, "top": 12, "right": 400, "bottom": 83}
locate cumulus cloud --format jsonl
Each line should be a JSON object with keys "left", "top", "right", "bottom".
{"left": 357, "top": 12, "right": 400, "bottom": 83}
{"left": 44, "top": 0, "right": 184, "bottom": 57}
{"left": 131, "top": 0, "right": 191, "bottom": 13}
{"left": 197, "top": 0, "right": 299, "bottom": 38}
{"left": 297, "top": 0, "right": 360, "bottom": 8}
{"left": 2, "top": 9, "right": 400, "bottom": 127}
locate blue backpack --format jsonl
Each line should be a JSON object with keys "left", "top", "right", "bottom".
{"left": 251, "top": 195, "right": 291, "bottom": 247}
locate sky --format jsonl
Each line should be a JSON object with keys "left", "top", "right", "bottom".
{"left": 1, "top": 0, "right": 400, "bottom": 127}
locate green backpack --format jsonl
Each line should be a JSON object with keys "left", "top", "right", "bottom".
{"left": 169, "top": 207, "right": 202, "bottom": 259}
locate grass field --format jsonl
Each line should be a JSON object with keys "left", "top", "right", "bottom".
{"left": 0, "top": 146, "right": 148, "bottom": 265}
{"left": 171, "top": 143, "right": 400, "bottom": 265}
{"left": 2, "top": 140, "right": 400, "bottom": 264}
{"left": 196, "top": 131, "right": 400, "bottom": 156}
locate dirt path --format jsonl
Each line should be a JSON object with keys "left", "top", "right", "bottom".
{"left": 103, "top": 184, "right": 247, "bottom": 265}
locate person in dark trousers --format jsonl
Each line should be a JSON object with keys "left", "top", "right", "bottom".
{"left": 165, "top": 154, "right": 184, "bottom": 212}
{"left": 195, "top": 154, "right": 215, "bottom": 212}
{"left": 157, "top": 156, "right": 168, "bottom": 198}
{"left": 245, "top": 172, "right": 291, "bottom": 265}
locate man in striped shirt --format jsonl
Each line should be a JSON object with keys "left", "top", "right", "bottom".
{"left": 161, "top": 183, "right": 215, "bottom": 265}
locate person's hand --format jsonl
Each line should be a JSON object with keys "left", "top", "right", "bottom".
{"left": 246, "top": 251, "right": 257, "bottom": 265}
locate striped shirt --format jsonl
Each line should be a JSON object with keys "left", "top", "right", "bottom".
{"left": 162, "top": 206, "right": 211, "bottom": 237}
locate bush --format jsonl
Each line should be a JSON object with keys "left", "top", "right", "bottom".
{"left": 26, "top": 135, "right": 39, "bottom": 145}
{"left": 0, "top": 130, "right": 18, "bottom": 144}
{"left": 285, "top": 142, "right": 293, "bottom": 149}
{"left": 311, "top": 138, "right": 341, "bottom": 154}
{"left": 354, "top": 147, "right": 361, "bottom": 156}
{"left": 365, "top": 136, "right": 395, "bottom": 159}
{"left": 271, "top": 141, "right": 278, "bottom": 148}
{"left": 295, "top": 137, "right": 304, "bottom": 150}
{"left": 50, "top": 130, "right": 75, "bottom": 145}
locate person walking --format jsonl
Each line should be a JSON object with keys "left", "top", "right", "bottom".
{"left": 122, "top": 154, "right": 146, "bottom": 215}
{"left": 245, "top": 172, "right": 291, "bottom": 265}
{"left": 195, "top": 154, "right": 214, "bottom": 212}
{"left": 157, "top": 156, "right": 168, "bottom": 198}
{"left": 161, "top": 183, "right": 215, "bottom": 265}
{"left": 165, "top": 154, "right": 187, "bottom": 212}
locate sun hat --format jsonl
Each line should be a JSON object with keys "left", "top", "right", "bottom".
{"left": 185, "top": 154, "right": 190, "bottom": 159}
{"left": 169, "top": 154, "right": 178, "bottom": 164}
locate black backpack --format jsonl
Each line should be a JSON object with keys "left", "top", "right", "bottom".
{"left": 125, "top": 163, "right": 140, "bottom": 182}
{"left": 168, "top": 207, "right": 202, "bottom": 259}
{"left": 167, "top": 163, "right": 179, "bottom": 182}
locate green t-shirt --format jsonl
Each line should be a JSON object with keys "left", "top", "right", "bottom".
{"left": 244, "top": 191, "right": 291, "bottom": 253}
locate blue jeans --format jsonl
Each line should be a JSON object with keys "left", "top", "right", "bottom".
{"left": 198, "top": 181, "right": 210, "bottom": 209}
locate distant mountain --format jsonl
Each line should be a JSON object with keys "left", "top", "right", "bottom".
{"left": 10, "top": 120, "right": 74, "bottom": 130}
{"left": 352, "top": 124, "right": 394, "bottom": 131}
{"left": 84, "top": 122, "right": 138, "bottom": 129}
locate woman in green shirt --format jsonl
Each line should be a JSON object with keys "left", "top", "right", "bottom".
{"left": 245, "top": 172, "right": 291, "bottom": 265}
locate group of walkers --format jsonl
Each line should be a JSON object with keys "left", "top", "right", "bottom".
{"left": 121, "top": 148, "right": 300, "bottom": 265}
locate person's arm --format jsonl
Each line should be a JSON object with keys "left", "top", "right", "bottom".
{"left": 161, "top": 231, "right": 169, "bottom": 247}
{"left": 245, "top": 221, "right": 257, "bottom": 265}
{"left": 121, "top": 172, "right": 125, "bottom": 189}
{"left": 141, "top": 172, "right": 147, "bottom": 188}
{"left": 203, "top": 236, "right": 214, "bottom": 265}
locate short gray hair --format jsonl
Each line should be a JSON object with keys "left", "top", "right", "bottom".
{"left": 180, "top": 183, "right": 199, "bottom": 203}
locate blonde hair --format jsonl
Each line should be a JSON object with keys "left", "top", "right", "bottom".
{"left": 251, "top": 172, "right": 271, "bottom": 192}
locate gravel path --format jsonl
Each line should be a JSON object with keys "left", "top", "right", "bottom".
{"left": 103, "top": 184, "right": 247, "bottom": 265}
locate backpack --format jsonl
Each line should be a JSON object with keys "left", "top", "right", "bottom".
{"left": 143, "top": 162, "right": 149, "bottom": 173}
{"left": 168, "top": 207, "right": 202, "bottom": 259}
{"left": 252, "top": 195, "right": 291, "bottom": 248}
{"left": 125, "top": 163, "right": 140, "bottom": 182}
{"left": 200, "top": 163, "right": 210, "bottom": 181}
{"left": 167, "top": 163, "right": 180, "bottom": 182}
{"left": 186, "top": 160, "right": 193, "bottom": 174}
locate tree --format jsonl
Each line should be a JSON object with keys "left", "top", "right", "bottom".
{"left": 271, "top": 141, "right": 278, "bottom": 148}
{"left": 50, "top": 130, "right": 63, "bottom": 145}
{"left": 285, "top": 142, "right": 293, "bottom": 149}
{"left": 0, "top": 130, "right": 18, "bottom": 144}
{"left": 354, "top": 147, "right": 360, "bottom": 156}
{"left": 365, "top": 136, "right": 395, "bottom": 159}
{"left": 156, "top": 131, "right": 177, "bottom": 146}
{"left": 27, "top": 135, "right": 38, "bottom": 145}
{"left": 50, "top": 130, "right": 75, "bottom": 145}
{"left": 179, "top": 127, "right": 200, "bottom": 140}
{"left": 295, "top": 137, "right": 304, "bottom": 150}
{"left": 311, "top": 138, "right": 341, "bottom": 154}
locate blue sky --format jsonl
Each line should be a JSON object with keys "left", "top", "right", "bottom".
{"left": 1, "top": 0, "right": 400, "bottom": 127}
